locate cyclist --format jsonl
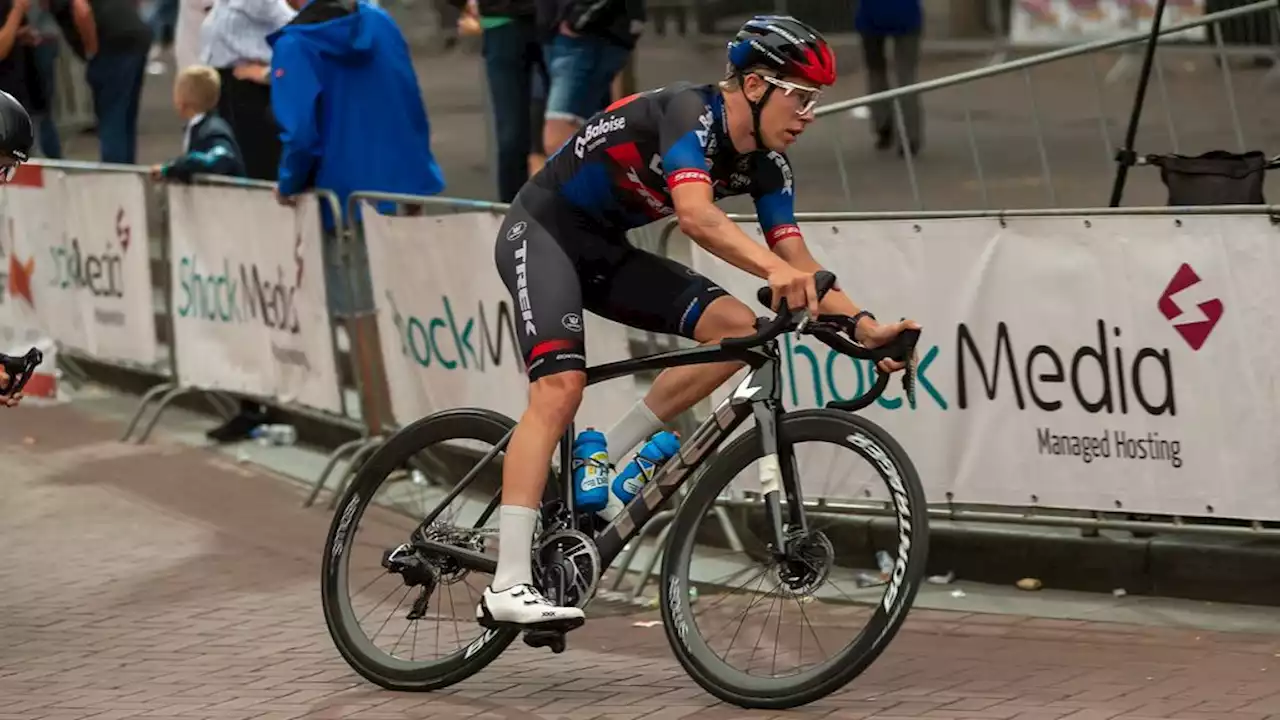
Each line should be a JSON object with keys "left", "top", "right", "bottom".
{"left": 0, "top": 88, "right": 32, "bottom": 184}
{"left": 0, "top": 89, "right": 35, "bottom": 408}
{"left": 484, "top": 15, "right": 921, "bottom": 630}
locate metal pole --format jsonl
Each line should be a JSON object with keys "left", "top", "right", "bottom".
{"left": 1108, "top": 0, "right": 1170, "bottom": 207}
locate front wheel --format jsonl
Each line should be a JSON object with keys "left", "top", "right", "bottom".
{"left": 659, "top": 409, "right": 930, "bottom": 709}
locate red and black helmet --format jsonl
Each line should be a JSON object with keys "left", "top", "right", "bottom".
{"left": 727, "top": 15, "right": 837, "bottom": 87}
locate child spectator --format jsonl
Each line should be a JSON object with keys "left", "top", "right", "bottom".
{"left": 151, "top": 65, "right": 246, "bottom": 182}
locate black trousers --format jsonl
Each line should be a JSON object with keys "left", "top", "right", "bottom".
{"left": 216, "top": 66, "right": 282, "bottom": 182}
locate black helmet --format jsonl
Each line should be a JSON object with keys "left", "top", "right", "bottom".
{"left": 0, "top": 90, "right": 33, "bottom": 165}
{"left": 727, "top": 15, "right": 836, "bottom": 87}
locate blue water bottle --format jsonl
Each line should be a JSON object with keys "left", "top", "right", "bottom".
{"left": 605, "top": 432, "right": 681, "bottom": 518}
{"left": 572, "top": 428, "right": 611, "bottom": 513}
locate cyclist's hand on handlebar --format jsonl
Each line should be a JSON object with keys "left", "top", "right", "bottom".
{"left": 767, "top": 265, "right": 820, "bottom": 319}
{"left": 856, "top": 317, "right": 923, "bottom": 374}
{"left": 0, "top": 368, "right": 20, "bottom": 407}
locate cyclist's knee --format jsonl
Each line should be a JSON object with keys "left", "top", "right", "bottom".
{"left": 693, "top": 296, "right": 757, "bottom": 344}
{"left": 527, "top": 370, "right": 586, "bottom": 429}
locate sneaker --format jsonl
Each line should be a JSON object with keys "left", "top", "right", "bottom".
{"left": 476, "top": 584, "right": 585, "bottom": 631}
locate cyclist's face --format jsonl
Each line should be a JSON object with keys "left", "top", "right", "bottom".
{"left": 752, "top": 73, "right": 820, "bottom": 151}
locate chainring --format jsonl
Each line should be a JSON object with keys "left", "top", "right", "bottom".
{"left": 534, "top": 529, "right": 602, "bottom": 609}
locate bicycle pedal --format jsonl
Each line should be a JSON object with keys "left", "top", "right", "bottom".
{"left": 523, "top": 629, "right": 567, "bottom": 654}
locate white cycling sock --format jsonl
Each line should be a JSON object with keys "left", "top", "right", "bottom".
{"left": 605, "top": 399, "right": 664, "bottom": 467}
{"left": 492, "top": 505, "right": 538, "bottom": 592}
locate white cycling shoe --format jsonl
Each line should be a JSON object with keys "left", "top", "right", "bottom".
{"left": 476, "top": 584, "right": 586, "bottom": 632}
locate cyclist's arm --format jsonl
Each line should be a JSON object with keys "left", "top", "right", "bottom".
{"left": 663, "top": 96, "right": 789, "bottom": 280}
{"left": 752, "top": 156, "right": 871, "bottom": 323}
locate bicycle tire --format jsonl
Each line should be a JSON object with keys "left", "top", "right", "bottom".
{"left": 659, "top": 409, "right": 930, "bottom": 709}
{"left": 320, "top": 407, "right": 521, "bottom": 691}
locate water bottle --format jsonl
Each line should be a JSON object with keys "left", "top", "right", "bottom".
{"left": 598, "top": 431, "right": 681, "bottom": 521}
{"left": 572, "top": 428, "right": 610, "bottom": 513}
{"left": 250, "top": 423, "right": 297, "bottom": 446}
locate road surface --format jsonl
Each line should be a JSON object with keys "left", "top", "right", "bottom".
{"left": 3, "top": 401, "right": 1280, "bottom": 720}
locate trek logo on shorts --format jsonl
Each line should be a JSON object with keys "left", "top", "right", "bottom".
{"left": 575, "top": 116, "right": 627, "bottom": 158}
{"left": 506, "top": 221, "right": 527, "bottom": 242}
{"left": 513, "top": 240, "right": 536, "bottom": 336}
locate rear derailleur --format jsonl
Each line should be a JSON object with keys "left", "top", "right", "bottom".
{"left": 382, "top": 524, "right": 488, "bottom": 621}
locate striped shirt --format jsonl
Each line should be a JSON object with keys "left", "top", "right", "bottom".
{"left": 200, "top": 0, "right": 298, "bottom": 68}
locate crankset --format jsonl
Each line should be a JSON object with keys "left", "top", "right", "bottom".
{"left": 517, "top": 529, "right": 601, "bottom": 655}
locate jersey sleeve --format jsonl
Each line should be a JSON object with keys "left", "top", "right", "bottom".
{"left": 658, "top": 89, "right": 715, "bottom": 191}
{"left": 752, "top": 151, "right": 802, "bottom": 249}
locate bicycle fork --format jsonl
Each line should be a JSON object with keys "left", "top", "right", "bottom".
{"left": 745, "top": 353, "right": 809, "bottom": 562}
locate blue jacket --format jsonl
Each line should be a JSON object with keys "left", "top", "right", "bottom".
{"left": 855, "top": 0, "right": 922, "bottom": 36}
{"left": 268, "top": 0, "right": 445, "bottom": 227}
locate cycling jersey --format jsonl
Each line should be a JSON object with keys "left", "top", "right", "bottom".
{"left": 495, "top": 81, "right": 802, "bottom": 381}
{"left": 530, "top": 81, "right": 802, "bottom": 248}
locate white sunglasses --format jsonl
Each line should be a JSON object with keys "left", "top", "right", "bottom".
{"left": 758, "top": 74, "right": 823, "bottom": 115}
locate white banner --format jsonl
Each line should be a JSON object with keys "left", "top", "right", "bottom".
{"left": 46, "top": 172, "right": 159, "bottom": 366}
{"left": 0, "top": 166, "right": 60, "bottom": 351}
{"left": 168, "top": 185, "right": 343, "bottom": 415}
{"left": 1010, "top": 0, "right": 1206, "bottom": 46}
{"left": 694, "top": 214, "right": 1280, "bottom": 522}
{"left": 361, "top": 207, "right": 637, "bottom": 430}
{"left": 0, "top": 168, "right": 160, "bottom": 368}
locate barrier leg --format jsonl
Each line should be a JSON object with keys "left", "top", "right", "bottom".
{"left": 712, "top": 502, "right": 745, "bottom": 554}
{"left": 56, "top": 354, "right": 91, "bottom": 390}
{"left": 606, "top": 509, "right": 675, "bottom": 592}
{"left": 204, "top": 392, "right": 241, "bottom": 420}
{"left": 326, "top": 437, "right": 385, "bottom": 510}
{"left": 303, "top": 437, "right": 370, "bottom": 509}
{"left": 120, "top": 382, "right": 177, "bottom": 442}
{"left": 132, "top": 386, "right": 206, "bottom": 445}
{"left": 629, "top": 518, "right": 678, "bottom": 600}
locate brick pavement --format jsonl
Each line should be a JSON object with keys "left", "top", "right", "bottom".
{"left": 3, "top": 403, "right": 1280, "bottom": 720}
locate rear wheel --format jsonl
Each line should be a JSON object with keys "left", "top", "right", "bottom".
{"left": 659, "top": 409, "right": 930, "bottom": 709}
{"left": 320, "top": 408, "right": 521, "bottom": 691}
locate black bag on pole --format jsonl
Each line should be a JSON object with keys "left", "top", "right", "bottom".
{"left": 1146, "top": 150, "right": 1278, "bottom": 206}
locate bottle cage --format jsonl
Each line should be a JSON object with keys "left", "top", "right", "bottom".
{"left": 0, "top": 347, "right": 44, "bottom": 396}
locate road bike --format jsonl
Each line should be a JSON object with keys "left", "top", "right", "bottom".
{"left": 320, "top": 271, "right": 930, "bottom": 710}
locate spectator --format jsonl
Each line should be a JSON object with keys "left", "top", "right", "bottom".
{"left": 51, "top": 0, "right": 153, "bottom": 164}
{"left": 149, "top": 64, "right": 244, "bottom": 182}
{"left": 146, "top": 0, "right": 178, "bottom": 74}
{"left": 536, "top": 0, "right": 645, "bottom": 157}
{"left": 173, "top": 0, "right": 211, "bottom": 73}
{"left": 268, "top": 0, "right": 444, "bottom": 314}
{"left": 26, "top": 0, "right": 63, "bottom": 158}
{"left": 855, "top": 0, "right": 923, "bottom": 156}
{"left": 200, "top": 0, "right": 296, "bottom": 180}
{"left": 0, "top": 0, "right": 34, "bottom": 110}
{"left": 453, "top": 0, "right": 547, "bottom": 203}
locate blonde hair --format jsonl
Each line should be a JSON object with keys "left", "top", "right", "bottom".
{"left": 176, "top": 65, "right": 222, "bottom": 113}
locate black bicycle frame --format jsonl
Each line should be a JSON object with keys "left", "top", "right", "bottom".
{"left": 413, "top": 333, "right": 809, "bottom": 575}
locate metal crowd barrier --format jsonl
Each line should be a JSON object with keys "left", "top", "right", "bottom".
{"left": 810, "top": 0, "right": 1280, "bottom": 212}
{"left": 15, "top": 160, "right": 368, "bottom": 503}
{"left": 13, "top": 164, "right": 1280, "bottom": 600}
